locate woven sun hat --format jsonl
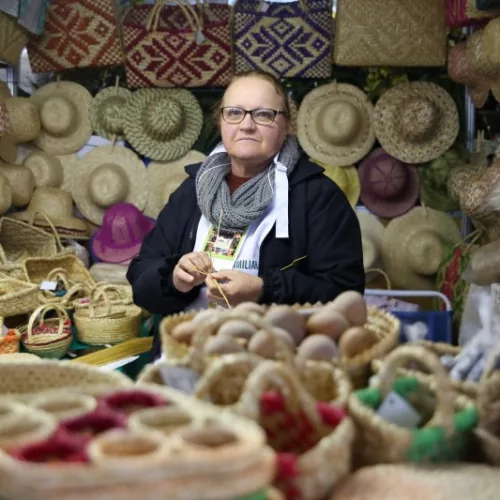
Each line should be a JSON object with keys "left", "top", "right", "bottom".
{"left": 297, "top": 82, "right": 376, "bottom": 167}
{"left": 3, "top": 97, "right": 41, "bottom": 144}
{"left": 89, "top": 85, "right": 133, "bottom": 141}
{"left": 10, "top": 187, "right": 88, "bottom": 239}
{"left": 30, "top": 81, "right": 92, "bottom": 155}
{"left": 381, "top": 206, "right": 462, "bottom": 290}
{"left": 0, "top": 172, "right": 12, "bottom": 216}
{"left": 358, "top": 148, "right": 420, "bottom": 219}
{"left": 22, "top": 149, "right": 76, "bottom": 192}
{"left": 373, "top": 81, "right": 460, "bottom": 164}
{"left": 90, "top": 203, "right": 155, "bottom": 265}
{"left": 123, "top": 88, "right": 203, "bottom": 162}
{"left": 144, "top": 150, "right": 206, "bottom": 218}
{"left": 356, "top": 210, "right": 385, "bottom": 283}
{"left": 0, "top": 164, "right": 34, "bottom": 207}
{"left": 73, "top": 145, "right": 149, "bottom": 226}
{"left": 313, "top": 160, "right": 360, "bottom": 207}
{"left": 89, "top": 263, "right": 129, "bottom": 285}
{"left": 0, "top": 100, "right": 17, "bottom": 164}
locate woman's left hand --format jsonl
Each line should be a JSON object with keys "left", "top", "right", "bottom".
{"left": 206, "top": 270, "right": 263, "bottom": 306}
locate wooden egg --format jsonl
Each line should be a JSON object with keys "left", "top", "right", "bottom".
{"left": 203, "top": 336, "right": 245, "bottom": 356}
{"left": 306, "top": 309, "right": 349, "bottom": 340}
{"left": 248, "top": 330, "right": 278, "bottom": 359}
{"left": 234, "top": 302, "right": 266, "bottom": 315}
{"left": 339, "top": 326, "right": 377, "bottom": 358}
{"left": 327, "top": 291, "right": 367, "bottom": 327}
{"left": 264, "top": 306, "right": 306, "bottom": 344}
{"left": 297, "top": 334, "right": 338, "bottom": 362}
{"left": 171, "top": 321, "right": 197, "bottom": 345}
{"left": 217, "top": 320, "right": 257, "bottom": 340}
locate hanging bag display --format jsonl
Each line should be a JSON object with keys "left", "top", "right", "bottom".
{"left": 231, "top": 0, "right": 333, "bottom": 79}
{"left": 123, "top": 0, "right": 232, "bottom": 89}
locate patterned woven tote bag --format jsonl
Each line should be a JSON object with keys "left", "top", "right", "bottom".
{"left": 231, "top": 0, "right": 333, "bottom": 79}
{"left": 123, "top": 0, "right": 232, "bottom": 88}
{"left": 27, "top": 0, "right": 128, "bottom": 73}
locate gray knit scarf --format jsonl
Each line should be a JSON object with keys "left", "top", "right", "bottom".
{"left": 195, "top": 135, "right": 301, "bottom": 234}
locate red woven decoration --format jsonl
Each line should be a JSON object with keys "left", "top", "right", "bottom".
{"left": 100, "top": 390, "right": 169, "bottom": 415}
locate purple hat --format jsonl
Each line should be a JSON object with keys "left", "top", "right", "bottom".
{"left": 358, "top": 148, "right": 420, "bottom": 219}
{"left": 90, "top": 203, "right": 155, "bottom": 265}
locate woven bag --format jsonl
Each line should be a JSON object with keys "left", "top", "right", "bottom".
{"left": 476, "top": 372, "right": 500, "bottom": 465}
{"left": 0, "top": 274, "right": 39, "bottom": 318}
{"left": 123, "top": 0, "right": 231, "bottom": 89}
{"left": 231, "top": 0, "right": 333, "bottom": 79}
{"left": 0, "top": 326, "right": 20, "bottom": 355}
{"left": 0, "top": 11, "right": 30, "bottom": 65}
{"left": 334, "top": 0, "right": 447, "bottom": 67}
{"left": 349, "top": 345, "right": 478, "bottom": 467}
{"left": 21, "top": 304, "right": 73, "bottom": 359}
{"left": 27, "top": 0, "right": 127, "bottom": 73}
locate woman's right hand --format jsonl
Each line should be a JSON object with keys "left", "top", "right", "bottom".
{"left": 173, "top": 252, "right": 214, "bottom": 293}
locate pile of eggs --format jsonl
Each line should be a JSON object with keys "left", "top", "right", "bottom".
{"left": 170, "top": 291, "right": 379, "bottom": 363}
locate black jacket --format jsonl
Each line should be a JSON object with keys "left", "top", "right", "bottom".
{"left": 127, "top": 155, "right": 365, "bottom": 353}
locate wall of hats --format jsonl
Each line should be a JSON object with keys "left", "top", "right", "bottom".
{"left": 1, "top": 0, "right": 500, "bottom": 333}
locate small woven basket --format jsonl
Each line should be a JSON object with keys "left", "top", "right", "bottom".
{"left": 21, "top": 304, "right": 73, "bottom": 359}
{"left": 0, "top": 274, "right": 39, "bottom": 318}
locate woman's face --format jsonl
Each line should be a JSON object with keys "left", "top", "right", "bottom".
{"left": 220, "top": 76, "right": 288, "bottom": 166}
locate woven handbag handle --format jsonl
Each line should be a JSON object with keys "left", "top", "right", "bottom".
{"left": 377, "top": 345, "right": 455, "bottom": 431}
{"left": 365, "top": 268, "right": 392, "bottom": 290}
{"left": 236, "top": 360, "right": 323, "bottom": 430}
{"left": 89, "top": 287, "right": 126, "bottom": 319}
{"left": 26, "top": 211, "right": 65, "bottom": 252}
{"left": 232, "top": 0, "right": 308, "bottom": 15}
{"left": 147, "top": 0, "right": 202, "bottom": 36}
{"left": 92, "top": 283, "right": 129, "bottom": 304}
{"left": 27, "top": 304, "right": 70, "bottom": 342}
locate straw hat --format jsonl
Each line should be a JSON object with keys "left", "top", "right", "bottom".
{"left": 144, "top": 150, "right": 206, "bottom": 218}
{"left": 73, "top": 145, "right": 149, "bottom": 226}
{"left": 373, "top": 82, "right": 460, "bottom": 164}
{"left": 10, "top": 187, "right": 89, "bottom": 240}
{"left": 356, "top": 211, "right": 385, "bottom": 283}
{"left": 89, "top": 86, "right": 132, "bottom": 141}
{"left": 381, "top": 206, "right": 462, "bottom": 290}
{"left": 123, "top": 88, "right": 203, "bottom": 161}
{"left": 22, "top": 149, "right": 76, "bottom": 192}
{"left": 89, "top": 263, "right": 129, "bottom": 285}
{"left": 0, "top": 172, "right": 12, "bottom": 215}
{"left": 358, "top": 148, "right": 420, "bottom": 219}
{"left": 30, "top": 81, "right": 92, "bottom": 155}
{"left": 3, "top": 97, "right": 40, "bottom": 144}
{"left": 0, "top": 163, "right": 34, "bottom": 207}
{"left": 90, "top": 203, "right": 155, "bottom": 265}
{"left": 0, "top": 100, "right": 17, "bottom": 164}
{"left": 297, "top": 82, "right": 376, "bottom": 167}
{"left": 288, "top": 96, "right": 298, "bottom": 136}
{"left": 314, "top": 161, "right": 360, "bottom": 207}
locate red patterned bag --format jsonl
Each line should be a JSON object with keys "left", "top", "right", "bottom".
{"left": 123, "top": 0, "right": 231, "bottom": 88}
{"left": 27, "top": 0, "right": 127, "bottom": 73}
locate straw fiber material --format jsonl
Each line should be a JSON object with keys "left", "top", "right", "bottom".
{"left": 0, "top": 275, "right": 39, "bottom": 318}
{"left": 476, "top": 372, "right": 500, "bottom": 465}
{"left": 3, "top": 97, "right": 40, "bottom": 144}
{"left": 334, "top": 0, "right": 447, "bottom": 67}
{"left": 0, "top": 11, "right": 29, "bottom": 66}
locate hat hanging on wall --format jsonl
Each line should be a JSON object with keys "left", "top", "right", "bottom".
{"left": 22, "top": 149, "right": 77, "bottom": 192}
{"left": 0, "top": 163, "right": 34, "bottom": 207}
{"left": 381, "top": 206, "right": 462, "bottom": 290}
{"left": 356, "top": 211, "right": 385, "bottom": 283}
{"left": 0, "top": 99, "right": 17, "bottom": 164}
{"left": 144, "top": 150, "right": 207, "bottom": 218}
{"left": 467, "top": 17, "right": 500, "bottom": 81}
{"left": 30, "top": 81, "right": 92, "bottom": 155}
{"left": 0, "top": 172, "right": 12, "bottom": 216}
{"left": 373, "top": 81, "right": 460, "bottom": 164}
{"left": 358, "top": 148, "right": 420, "bottom": 219}
{"left": 314, "top": 161, "right": 361, "bottom": 207}
{"left": 297, "top": 82, "right": 376, "bottom": 167}
{"left": 9, "top": 187, "right": 89, "bottom": 240}
{"left": 73, "top": 145, "right": 149, "bottom": 226}
{"left": 90, "top": 203, "right": 155, "bottom": 265}
{"left": 123, "top": 88, "right": 203, "bottom": 162}
{"left": 2, "top": 97, "right": 40, "bottom": 144}
{"left": 89, "top": 85, "right": 132, "bottom": 141}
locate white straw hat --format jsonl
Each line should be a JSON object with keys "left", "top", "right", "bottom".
{"left": 0, "top": 172, "right": 12, "bottom": 215}
{"left": 0, "top": 164, "right": 34, "bottom": 207}
{"left": 3, "top": 96, "right": 40, "bottom": 144}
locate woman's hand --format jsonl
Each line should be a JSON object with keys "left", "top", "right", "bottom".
{"left": 206, "top": 270, "right": 264, "bottom": 306}
{"left": 173, "top": 252, "right": 214, "bottom": 293}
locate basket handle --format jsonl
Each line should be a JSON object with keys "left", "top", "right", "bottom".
{"left": 27, "top": 304, "right": 70, "bottom": 342}
{"left": 26, "top": 211, "right": 65, "bottom": 253}
{"left": 377, "top": 345, "right": 455, "bottom": 432}
{"left": 366, "top": 267, "right": 392, "bottom": 290}
{"left": 92, "top": 283, "right": 129, "bottom": 304}
{"left": 147, "top": 0, "right": 202, "bottom": 36}
{"left": 88, "top": 287, "right": 126, "bottom": 319}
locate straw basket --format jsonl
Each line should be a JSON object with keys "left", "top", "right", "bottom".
{"left": 0, "top": 11, "right": 29, "bottom": 65}
{"left": 30, "top": 392, "right": 98, "bottom": 421}
{"left": 348, "top": 345, "right": 478, "bottom": 467}
{"left": 73, "top": 287, "right": 141, "bottom": 345}
{"left": 0, "top": 326, "right": 20, "bottom": 355}
{"left": 21, "top": 304, "right": 73, "bottom": 359}
{"left": 0, "top": 274, "right": 39, "bottom": 318}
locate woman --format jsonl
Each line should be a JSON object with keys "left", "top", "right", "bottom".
{"left": 127, "top": 70, "right": 365, "bottom": 357}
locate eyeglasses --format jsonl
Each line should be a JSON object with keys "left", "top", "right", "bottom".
{"left": 221, "top": 107, "right": 285, "bottom": 125}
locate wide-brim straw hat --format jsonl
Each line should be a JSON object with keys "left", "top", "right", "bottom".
{"left": 123, "top": 88, "right": 203, "bottom": 162}
{"left": 30, "top": 81, "right": 92, "bottom": 155}
{"left": 10, "top": 186, "right": 89, "bottom": 239}
{"left": 0, "top": 172, "right": 12, "bottom": 215}
{"left": 89, "top": 86, "right": 133, "bottom": 141}
{"left": 373, "top": 82, "right": 460, "bottom": 164}
{"left": 0, "top": 164, "right": 34, "bottom": 207}
{"left": 0, "top": 96, "right": 18, "bottom": 164}
{"left": 356, "top": 210, "right": 385, "bottom": 283}
{"left": 314, "top": 161, "right": 360, "bottom": 207}
{"left": 89, "top": 263, "right": 129, "bottom": 285}
{"left": 3, "top": 96, "right": 40, "bottom": 144}
{"left": 358, "top": 148, "right": 420, "bottom": 219}
{"left": 144, "top": 150, "right": 206, "bottom": 218}
{"left": 381, "top": 206, "right": 462, "bottom": 290}
{"left": 297, "top": 82, "right": 376, "bottom": 167}
{"left": 22, "top": 148, "right": 76, "bottom": 193}
{"left": 73, "top": 145, "right": 149, "bottom": 226}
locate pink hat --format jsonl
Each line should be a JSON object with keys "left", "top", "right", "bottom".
{"left": 358, "top": 148, "right": 420, "bottom": 219}
{"left": 90, "top": 203, "right": 155, "bottom": 265}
